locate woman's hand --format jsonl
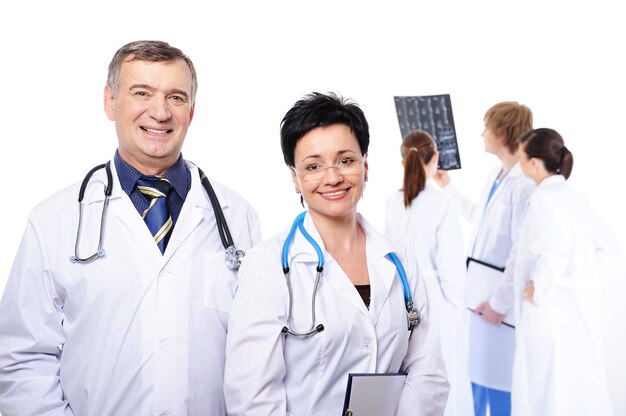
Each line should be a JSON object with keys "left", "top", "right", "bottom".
{"left": 524, "top": 280, "right": 536, "bottom": 304}
{"left": 475, "top": 300, "right": 505, "bottom": 325}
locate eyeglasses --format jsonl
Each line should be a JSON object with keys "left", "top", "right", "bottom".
{"left": 292, "top": 156, "right": 366, "bottom": 182}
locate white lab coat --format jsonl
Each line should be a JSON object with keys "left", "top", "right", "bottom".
{"left": 224, "top": 213, "right": 449, "bottom": 416}
{"left": 0, "top": 159, "right": 261, "bottom": 416}
{"left": 447, "top": 163, "right": 534, "bottom": 391}
{"left": 385, "top": 181, "right": 473, "bottom": 416}
{"left": 512, "top": 175, "right": 619, "bottom": 415}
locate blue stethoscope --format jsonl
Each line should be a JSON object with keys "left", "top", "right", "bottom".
{"left": 280, "top": 211, "right": 421, "bottom": 337}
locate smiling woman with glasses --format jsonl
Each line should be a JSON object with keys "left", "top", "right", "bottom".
{"left": 224, "top": 92, "right": 449, "bottom": 416}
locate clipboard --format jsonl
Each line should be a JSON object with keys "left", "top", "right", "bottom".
{"left": 342, "top": 372, "right": 407, "bottom": 416}
{"left": 465, "top": 257, "right": 515, "bottom": 328}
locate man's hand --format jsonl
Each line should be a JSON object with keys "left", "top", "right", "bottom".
{"left": 475, "top": 300, "right": 505, "bottom": 325}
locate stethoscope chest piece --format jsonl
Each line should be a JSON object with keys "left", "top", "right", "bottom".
{"left": 406, "top": 301, "right": 421, "bottom": 330}
{"left": 225, "top": 245, "right": 246, "bottom": 270}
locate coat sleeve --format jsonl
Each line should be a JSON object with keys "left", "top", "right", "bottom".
{"left": 224, "top": 245, "right": 290, "bottom": 416}
{"left": 444, "top": 184, "right": 480, "bottom": 225}
{"left": 591, "top": 208, "right": 622, "bottom": 276}
{"left": 0, "top": 215, "right": 74, "bottom": 416}
{"left": 397, "top": 250, "right": 450, "bottom": 416}
{"left": 524, "top": 195, "right": 564, "bottom": 306}
{"left": 434, "top": 196, "right": 466, "bottom": 309}
{"left": 384, "top": 194, "right": 393, "bottom": 235}
{"left": 246, "top": 202, "right": 263, "bottom": 247}
{"left": 490, "top": 177, "right": 534, "bottom": 314}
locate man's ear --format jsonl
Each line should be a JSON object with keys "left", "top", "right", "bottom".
{"left": 104, "top": 85, "right": 116, "bottom": 121}
{"left": 189, "top": 102, "right": 195, "bottom": 124}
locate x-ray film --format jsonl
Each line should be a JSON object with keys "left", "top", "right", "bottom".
{"left": 394, "top": 94, "right": 461, "bottom": 170}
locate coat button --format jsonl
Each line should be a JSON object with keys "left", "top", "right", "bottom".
{"left": 159, "top": 338, "right": 171, "bottom": 350}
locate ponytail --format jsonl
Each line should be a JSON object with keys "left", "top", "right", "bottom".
{"left": 518, "top": 128, "right": 574, "bottom": 180}
{"left": 400, "top": 130, "right": 437, "bottom": 207}
{"left": 557, "top": 146, "right": 574, "bottom": 179}
{"left": 403, "top": 148, "right": 427, "bottom": 207}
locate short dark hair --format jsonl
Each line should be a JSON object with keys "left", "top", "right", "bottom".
{"left": 280, "top": 92, "right": 370, "bottom": 166}
{"left": 518, "top": 127, "right": 574, "bottom": 179}
{"left": 107, "top": 40, "right": 198, "bottom": 101}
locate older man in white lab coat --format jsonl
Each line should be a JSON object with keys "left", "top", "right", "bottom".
{"left": 0, "top": 40, "right": 260, "bottom": 416}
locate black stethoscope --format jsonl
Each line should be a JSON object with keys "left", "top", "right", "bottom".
{"left": 69, "top": 161, "right": 245, "bottom": 269}
{"left": 280, "top": 211, "right": 421, "bottom": 337}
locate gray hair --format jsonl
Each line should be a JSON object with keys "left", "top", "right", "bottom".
{"left": 106, "top": 40, "right": 198, "bottom": 101}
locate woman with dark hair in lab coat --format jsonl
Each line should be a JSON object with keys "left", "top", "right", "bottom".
{"left": 224, "top": 92, "right": 449, "bottom": 415}
{"left": 513, "top": 128, "right": 619, "bottom": 415}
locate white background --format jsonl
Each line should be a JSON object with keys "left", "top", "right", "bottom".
{"left": 1, "top": 0, "right": 624, "bottom": 413}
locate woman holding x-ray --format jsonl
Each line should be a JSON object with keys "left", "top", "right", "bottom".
{"left": 224, "top": 92, "right": 448, "bottom": 415}
{"left": 385, "top": 130, "right": 473, "bottom": 416}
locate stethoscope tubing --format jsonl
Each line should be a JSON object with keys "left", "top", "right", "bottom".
{"left": 70, "top": 161, "right": 243, "bottom": 268}
{"left": 385, "top": 252, "right": 412, "bottom": 306}
{"left": 70, "top": 161, "right": 113, "bottom": 263}
{"left": 281, "top": 211, "right": 325, "bottom": 337}
{"left": 280, "top": 211, "right": 420, "bottom": 337}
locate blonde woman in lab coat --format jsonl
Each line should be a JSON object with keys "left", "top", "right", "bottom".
{"left": 513, "top": 128, "right": 619, "bottom": 415}
{"left": 224, "top": 92, "right": 449, "bottom": 415}
{"left": 434, "top": 102, "right": 535, "bottom": 416}
{"left": 385, "top": 130, "right": 473, "bottom": 416}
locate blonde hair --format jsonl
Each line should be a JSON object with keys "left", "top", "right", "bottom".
{"left": 483, "top": 101, "right": 533, "bottom": 154}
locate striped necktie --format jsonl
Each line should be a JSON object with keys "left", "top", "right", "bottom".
{"left": 136, "top": 176, "right": 173, "bottom": 254}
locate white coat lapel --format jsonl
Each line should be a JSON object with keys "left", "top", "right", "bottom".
{"left": 162, "top": 164, "right": 206, "bottom": 261}
{"left": 325, "top": 256, "right": 371, "bottom": 319}
{"left": 367, "top": 252, "right": 398, "bottom": 327}
{"left": 359, "top": 216, "right": 398, "bottom": 326}
{"left": 481, "top": 167, "right": 503, "bottom": 213}
{"left": 484, "top": 163, "right": 523, "bottom": 212}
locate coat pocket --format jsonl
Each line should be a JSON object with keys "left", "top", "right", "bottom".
{"left": 202, "top": 251, "right": 238, "bottom": 313}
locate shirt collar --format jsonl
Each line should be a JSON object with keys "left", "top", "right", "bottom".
{"left": 114, "top": 151, "right": 191, "bottom": 199}
{"left": 538, "top": 174, "right": 565, "bottom": 188}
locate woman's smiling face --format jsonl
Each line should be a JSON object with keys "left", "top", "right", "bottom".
{"left": 291, "top": 123, "right": 367, "bottom": 222}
